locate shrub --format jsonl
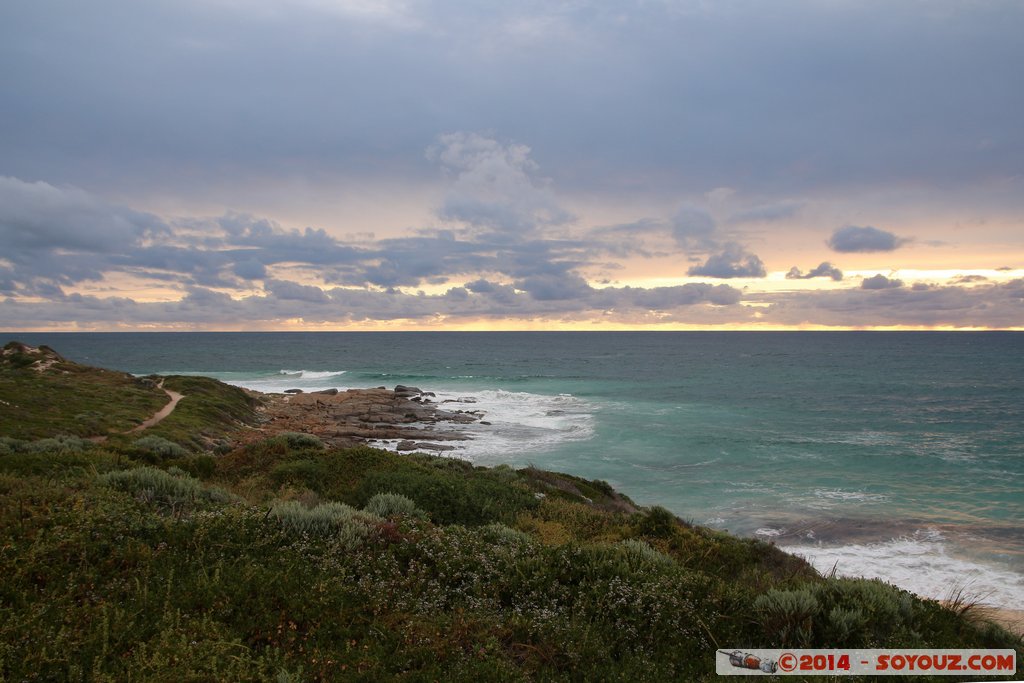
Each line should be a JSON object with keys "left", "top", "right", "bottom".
{"left": 825, "top": 606, "right": 867, "bottom": 643}
{"left": 636, "top": 505, "right": 679, "bottom": 538}
{"left": 0, "top": 437, "right": 25, "bottom": 455}
{"left": 25, "top": 434, "right": 92, "bottom": 454}
{"left": 98, "top": 466, "right": 230, "bottom": 507}
{"left": 482, "top": 523, "right": 535, "bottom": 547}
{"left": 270, "top": 500, "right": 376, "bottom": 549}
{"left": 132, "top": 435, "right": 188, "bottom": 459}
{"left": 356, "top": 467, "right": 537, "bottom": 526}
{"left": 618, "top": 538, "right": 675, "bottom": 569}
{"left": 363, "top": 492, "right": 423, "bottom": 518}
{"left": 753, "top": 588, "right": 819, "bottom": 646}
{"left": 276, "top": 432, "right": 324, "bottom": 450}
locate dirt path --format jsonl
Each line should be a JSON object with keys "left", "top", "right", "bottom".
{"left": 129, "top": 381, "right": 184, "bottom": 432}
{"left": 88, "top": 380, "right": 185, "bottom": 443}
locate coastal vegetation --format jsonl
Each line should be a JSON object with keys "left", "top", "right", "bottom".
{"left": 0, "top": 343, "right": 1020, "bottom": 681}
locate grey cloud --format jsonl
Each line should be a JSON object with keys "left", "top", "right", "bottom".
{"left": 1, "top": 1, "right": 1022, "bottom": 205}
{"left": 755, "top": 280, "right": 1024, "bottom": 329}
{"left": 786, "top": 262, "right": 843, "bottom": 281}
{"left": 950, "top": 274, "right": 988, "bottom": 284}
{"left": 728, "top": 201, "right": 804, "bottom": 224}
{"left": 861, "top": 274, "right": 904, "bottom": 290}
{"left": 429, "top": 132, "right": 573, "bottom": 235}
{"left": 264, "top": 279, "right": 331, "bottom": 303}
{"left": 671, "top": 206, "right": 716, "bottom": 248}
{"left": 232, "top": 259, "right": 267, "bottom": 280}
{"left": 514, "top": 272, "right": 593, "bottom": 301}
{"left": 0, "top": 176, "right": 165, "bottom": 253}
{"left": 688, "top": 242, "right": 766, "bottom": 279}
{"left": 828, "top": 226, "right": 905, "bottom": 253}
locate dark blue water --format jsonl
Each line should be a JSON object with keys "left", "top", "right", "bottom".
{"left": 11, "top": 331, "right": 1024, "bottom": 604}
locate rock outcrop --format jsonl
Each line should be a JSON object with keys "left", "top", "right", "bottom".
{"left": 247, "top": 385, "right": 480, "bottom": 452}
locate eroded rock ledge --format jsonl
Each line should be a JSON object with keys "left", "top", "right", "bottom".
{"left": 245, "top": 385, "right": 482, "bottom": 451}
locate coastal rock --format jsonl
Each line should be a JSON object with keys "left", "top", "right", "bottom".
{"left": 284, "top": 388, "right": 304, "bottom": 394}
{"left": 247, "top": 385, "right": 480, "bottom": 449}
{"left": 396, "top": 440, "right": 456, "bottom": 452}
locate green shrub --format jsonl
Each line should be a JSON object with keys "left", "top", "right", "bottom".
{"left": 0, "top": 437, "right": 24, "bottom": 455}
{"left": 825, "top": 606, "right": 868, "bottom": 643}
{"left": 481, "top": 523, "right": 535, "bottom": 547}
{"left": 270, "top": 500, "right": 376, "bottom": 549}
{"left": 636, "top": 505, "right": 679, "bottom": 538}
{"left": 356, "top": 467, "right": 537, "bottom": 526}
{"left": 25, "top": 434, "right": 92, "bottom": 454}
{"left": 179, "top": 454, "right": 217, "bottom": 479}
{"left": 132, "top": 435, "right": 188, "bottom": 459}
{"left": 276, "top": 432, "right": 324, "bottom": 450}
{"left": 363, "top": 492, "right": 423, "bottom": 518}
{"left": 618, "top": 538, "right": 675, "bottom": 569}
{"left": 98, "top": 466, "right": 229, "bottom": 507}
{"left": 754, "top": 588, "right": 819, "bottom": 646}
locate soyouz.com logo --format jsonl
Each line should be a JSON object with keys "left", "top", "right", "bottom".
{"left": 716, "top": 649, "right": 1017, "bottom": 676}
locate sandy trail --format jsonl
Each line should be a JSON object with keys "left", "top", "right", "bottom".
{"left": 129, "top": 380, "right": 184, "bottom": 432}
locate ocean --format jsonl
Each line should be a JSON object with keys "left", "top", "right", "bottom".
{"left": 12, "top": 331, "right": 1023, "bottom": 606}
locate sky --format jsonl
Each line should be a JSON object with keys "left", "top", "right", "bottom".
{"left": 1, "top": 0, "right": 1022, "bottom": 331}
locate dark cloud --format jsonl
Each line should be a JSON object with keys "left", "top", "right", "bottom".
{"left": 828, "top": 226, "right": 905, "bottom": 253}
{"left": 688, "top": 243, "right": 767, "bottom": 279}
{"left": 3, "top": 0, "right": 1021, "bottom": 201}
{"left": 514, "top": 272, "right": 593, "bottom": 302}
{"left": 861, "top": 274, "right": 904, "bottom": 290}
{"left": 232, "top": 259, "right": 267, "bottom": 280}
{"left": 264, "top": 279, "right": 331, "bottom": 304}
{"left": 786, "top": 262, "right": 843, "bottom": 281}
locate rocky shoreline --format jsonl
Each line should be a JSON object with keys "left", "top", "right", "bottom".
{"left": 245, "top": 384, "right": 483, "bottom": 453}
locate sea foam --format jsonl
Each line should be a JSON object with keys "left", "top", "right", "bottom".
{"left": 781, "top": 530, "right": 1024, "bottom": 607}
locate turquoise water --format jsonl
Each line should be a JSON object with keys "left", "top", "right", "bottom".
{"left": 13, "top": 331, "right": 1024, "bottom": 605}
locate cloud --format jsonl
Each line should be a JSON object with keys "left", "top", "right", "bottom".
{"left": 264, "top": 279, "right": 331, "bottom": 303}
{"left": 828, "top": 226, "right": 905, "bottom": 253}
{"left": 0, "top": 176, "right": 166, "bottom": 253}
{"left": 786, "top": 262, "right": 843, "bottom": 281}
{"left": 754, "top": 280, "right": 1024, "bottom": 329}
{"left": 671, "top": 206, "right": 717, "bottom": 248}
{"left": 232, "top": 258, "right": 267, "bottom": 280}
{"left": 688, "top": 242, "right": 766, "bottom": 278}
{"left": 728, "top": 200, "right": 804, "bottom": 224}
{"left": 949, "top": 274, "right": 988, "bottom": 284}
{"left": 513, "top": 271, "right": 593, "bottom": 301}
{"left": 861, "top": 274, "right": 904, "bottom": 290}
{"left": 428, "top": 132, "right": 573, "bottom": 235}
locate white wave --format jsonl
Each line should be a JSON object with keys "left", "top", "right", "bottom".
{"left": 423, "top": 389, "right": 596, "bottom": 464}
{"left": 212, "top": 370, "right": 352, "bottom": 394}
{"left": 211, "top": 373, "right": 597, "bottom": 463}
{"left": 755, "top": 527, "right": 784, "bottom": 538}
{"left": 811, "top": 489, "right": 889, "bottom": 504}
{"left": 781, "top": 531, "right": 1024, "bottom": 607}
{"left": 278, "top": 369, "right": 347, "bottom": 379}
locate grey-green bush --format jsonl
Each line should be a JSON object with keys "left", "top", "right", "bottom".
{"left": 364, "top": 492, "right": 422, "bottom": 518}
{"left": 99, "top": 466, "right": 231, "bottom": 506}
{"left": 270, "top": 500, "right": 376, "bottom": 549}
{"left": 132, "top": 435, "right": 188, "bottom": 459}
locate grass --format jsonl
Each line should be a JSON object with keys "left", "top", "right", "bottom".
{"left": 0, "top": 341, "right": 168, "bottom": 439}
